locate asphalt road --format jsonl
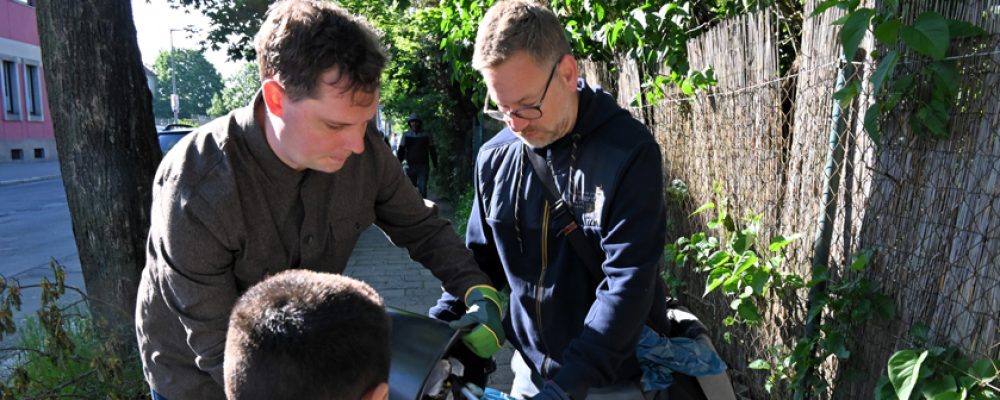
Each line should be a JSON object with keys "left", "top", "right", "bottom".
{"left": 0, "top": 178, "right": 85, "bottom": 347}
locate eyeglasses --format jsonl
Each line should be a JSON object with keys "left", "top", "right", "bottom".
{"left": 483, "top": 59, "right": 560, "bottom": 122}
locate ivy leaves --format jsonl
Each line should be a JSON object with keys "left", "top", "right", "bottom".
{"left": 817, "top": 3, "right": 988, "bottom": 147}
{"left": 877, "top": 344, "right": 1000, "bottom": 400}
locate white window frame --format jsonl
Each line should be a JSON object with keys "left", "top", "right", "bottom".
{"left": 23, "top": 61, "right": 43, "bottom": 121}
{"left": 1, "top": 57, "right": 22, "bottom": 121}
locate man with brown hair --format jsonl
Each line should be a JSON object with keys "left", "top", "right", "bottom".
{"left": 224, "top": 270, "right": 390, "bottom": 400}
{"left": 135, "top": 1, "right": 504, "bottom": 399}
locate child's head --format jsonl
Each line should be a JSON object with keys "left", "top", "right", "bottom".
{"left": 224, "top": 270, "right": 391, "bottom": 400}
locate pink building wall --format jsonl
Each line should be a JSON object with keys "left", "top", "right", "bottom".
{"left": 1, "top": 0, "right": 56, "bottom": 162}
{"left": 0, "top": 1, "right": 40, "bottom": 45}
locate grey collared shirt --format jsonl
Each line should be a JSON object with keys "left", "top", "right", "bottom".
{"left": 135, "top": 95, "right": 489, "bottom": 400}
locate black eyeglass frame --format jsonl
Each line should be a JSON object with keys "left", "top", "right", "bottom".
{"left": 483, "top": 59, "right": 561, "bottom": 122}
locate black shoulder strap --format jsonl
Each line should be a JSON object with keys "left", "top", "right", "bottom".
{"left": 522, "top": 145, "right": 604, "bottom": 282}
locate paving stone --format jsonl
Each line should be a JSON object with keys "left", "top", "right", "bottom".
{"left": 343, "top": 226, "right": 514, "bottom": 392}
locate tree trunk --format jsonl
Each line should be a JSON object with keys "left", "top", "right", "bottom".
{"left": 35, "top": 1, "right": 160, "bottom": 353}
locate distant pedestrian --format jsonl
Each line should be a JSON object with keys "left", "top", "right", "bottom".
{"left": 396, "top": 113, "right": 436, "bottom": 197}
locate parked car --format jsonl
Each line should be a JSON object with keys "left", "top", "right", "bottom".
{"left": 158, "top": 123, "right": 195, "bottom": 154}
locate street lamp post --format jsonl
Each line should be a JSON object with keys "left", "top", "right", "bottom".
{"left": 168, "top": 28, "right": 182, "bottom": 124}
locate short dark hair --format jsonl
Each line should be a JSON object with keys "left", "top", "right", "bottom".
{"left": 255, "top": 0, "right": 387, "bottom": 101}
{"left": 224, "top": 270, "right": 390, "bottom": 400}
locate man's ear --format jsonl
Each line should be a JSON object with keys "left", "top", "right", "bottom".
{"left": 261, "top": 79, "right": 286, "bottom": 118}
{"left": 557, "top": 54, "right": 579, "bottom": 86}
{"left": 361, "top": 382, "right": 389, "bottom": 400}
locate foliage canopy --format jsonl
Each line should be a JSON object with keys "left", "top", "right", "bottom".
{"left": 152, "top": 48, "right": 224, "bottom": 120}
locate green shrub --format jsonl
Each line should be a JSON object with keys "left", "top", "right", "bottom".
{"left": 452, "top": 186, "right": 475, "bottom": 236}
{"left": 1, "top": 261, "right": 146, "bottom": 399}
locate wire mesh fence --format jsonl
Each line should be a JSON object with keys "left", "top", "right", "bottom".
{"left": 581, "top": 1, "right": 999, "bottom": 398}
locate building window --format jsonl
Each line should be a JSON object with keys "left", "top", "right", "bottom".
{"left": 34, "top": 148, "right": 45, "bottom": 159}
{"left": 2, "top": 60, "right": 21, "bottom": 120}
{"left": 11, "top": 149, "right": 24, "bottom": 160}
{"left": 24, "top": 63, "right": 43, "bottom": 121}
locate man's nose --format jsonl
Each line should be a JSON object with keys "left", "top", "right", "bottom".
{"left": 507, "top": 115, "right": 530, "bottom": 132}
{"left": 345, "top": 125, "right": 366, "bottom": 154}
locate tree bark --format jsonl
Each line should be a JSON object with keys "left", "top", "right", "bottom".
{"left": 35, "top": 1, "right": 160, "bottom": 352}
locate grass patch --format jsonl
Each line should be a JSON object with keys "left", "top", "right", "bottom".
{"left": 3, "top": 309, "right": 146, "bottom": 399}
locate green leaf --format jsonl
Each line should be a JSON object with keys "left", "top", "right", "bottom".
{"left": 690, "top": 202, "right": 715, "bottom": 217}
{"left": 737, "top": 301, "right": 763, "bottom": 323}
{"left": 900, "top": 11, "right": 950, "bottom": 60}
{"left": 874, "top": 375, "right": 897, "bottom": 400}
{"left": 806, "top": 300, "right": 826, "bottom": 323}
{"left": 850, "top": 248, "right": 875, "bottom": 271}
{"left": 723, "top": 272, "right": 742, "bottom": 293}
{"left": 970, "top": 358, "right": 998, "bottom": 381}
{"left": 722, "top": 214, "right": 737, "bottom": 232}
{"left": 885, "top": 75, "right": 915, "bottom": 110}
{"left": 809, "top": 264, "right": 831, "bottom": 287}
{"left": 750, "top": 269, "right": 769, "bottom": 295}
{"left": 914, "top": 102, "right": 949, "bottom": 138}
{"left": 875, "top": 18, "right": 903, "bottom": 46}
{"left": 841, "top": 8, "right": 875, "bottom": 61}
{"left": 681, "top": 78, "right": 694, "bottom": 96}
{"left": 749, "top": 359, "right": 771, "bottom": 370}
{"left": 733, "top": 252, "right": 759, "bottom": 277}
{"left": 929, "top": 61, "right": 960, "bottom": 99}
{"left": 871, "top": 50, "right": 899, "bottom": 94}
{"left": 910, "top": 323, "right": 930, "bottom": 343}
{"left": 833, "top": 80, "right": 861, "bottom": 109}
{"left": 768, "top": 234, "right": 799, "bottom": 252}
{"left": 864, "top": 103, "right": 882, "bottom": 147}
{"left": 811, "top": 0, "right": 845, "bottom": 17}
{"left": 831, "top": 14, "right": 851, "bottom": 26}
{"left": 888, "top": 349, "right": 929, "bottom": 400}
{"left": 920, "top": 374, "right": 960, "bottom": 400}
{"left": 705, "top": 268, "right": 731, "bottom": 295}
{"left": 874, "top": 294, "right": 896, "bottom": 320}
{"left": 947, "top": 19, "right": 987, "bottom": 38}
{"left": 706, "top": 250, "right": 731, "bottom": 268}
{"left": 732, "top": 232, "right": 749, "bottom": 254}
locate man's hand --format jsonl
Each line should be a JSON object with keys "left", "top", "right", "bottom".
{"left": 449, "top": 285, "right": 505, "bottom": 358}
{"left": 528, "top": 382, "right": 571, "bottom": 400}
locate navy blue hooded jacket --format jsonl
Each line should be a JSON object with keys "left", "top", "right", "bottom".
{"left": 432, "top": 81, "right": 669, "bottom": 398}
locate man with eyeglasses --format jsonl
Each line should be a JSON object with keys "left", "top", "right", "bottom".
{"left": 430, "top": 1, "right": 682, "bottom": 399}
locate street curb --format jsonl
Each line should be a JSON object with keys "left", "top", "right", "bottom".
{"left": 0, "top": 175, "right": 60, "bottom": 187}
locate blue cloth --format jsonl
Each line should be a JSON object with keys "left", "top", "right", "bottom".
{"left": 635, "top": 326, "right": 727, "bottom": 391}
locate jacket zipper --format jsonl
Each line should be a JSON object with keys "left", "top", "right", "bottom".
{"left": 536, "top": 200, "right": 552, "bottom": 378}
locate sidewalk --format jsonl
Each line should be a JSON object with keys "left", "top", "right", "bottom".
{"left": 0, "top": 160, "right": 61, "bottom": 187}
{"left": 342, "top": 196, "right": 515, "bottom": 393}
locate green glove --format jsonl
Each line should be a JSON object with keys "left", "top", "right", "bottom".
{"left": 449, "top": 285, "right": 506, "bottom": 358}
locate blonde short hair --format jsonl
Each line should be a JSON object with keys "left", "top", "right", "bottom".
{"left": 472, "top": 0, "right": 570, "bottom": 70}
